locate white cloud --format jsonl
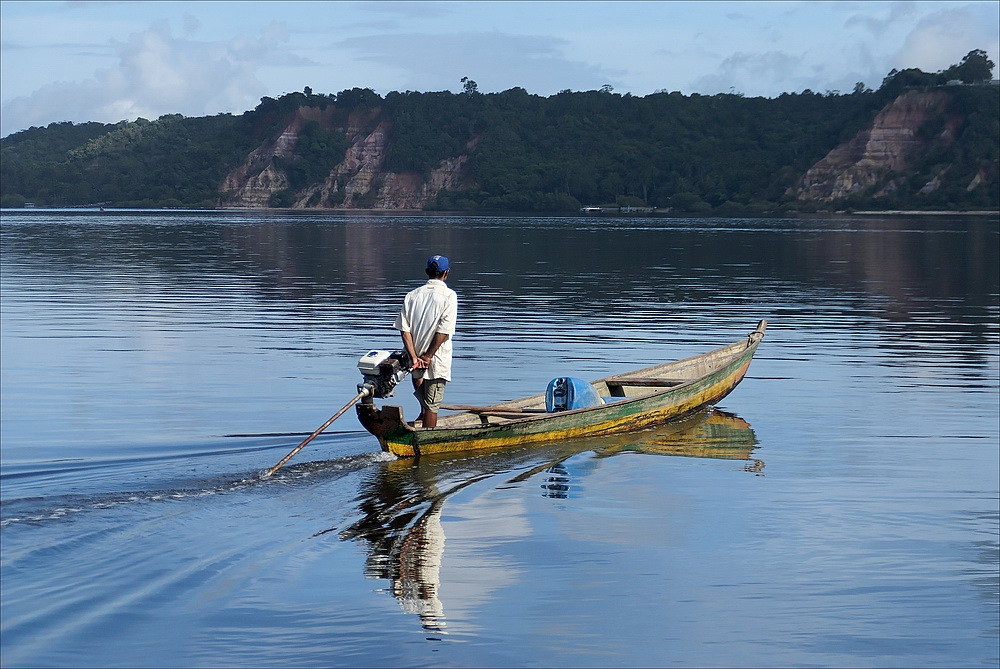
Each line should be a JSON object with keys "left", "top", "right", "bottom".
{"left": 358, "top": 0, "right": 454, "bottom": 21}
{"left": 1, "top": 20, "right": 289, "bottom": 135}
{"left": 2, "top": 1, "right": 998, "bottom": 137}
{"left": 893, "top": 4, "right": 1000, "bottom": 74}
{"left": 844, "top": 1, "right": 919, "bottom": 36}
{"left": 691, "top": 51, "right": 811, "bottom": 96}
{"left": 334, "top": 30, "right": 614, "bottom": 94}
{"left": 182, "top": 14, "right": 200, "bottom": 35}
{"left": 686, "top": 1, "right": 999, "bottom": 97}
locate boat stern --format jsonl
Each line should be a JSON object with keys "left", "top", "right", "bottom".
{"left": 356, "top": 403, "right": 417, "bottom": 456}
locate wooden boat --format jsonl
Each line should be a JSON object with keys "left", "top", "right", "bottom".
{"left": 356, "top": 320, "right": 767, "bottom": 457}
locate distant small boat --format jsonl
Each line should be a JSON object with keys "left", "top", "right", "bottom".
{"left": 356, "top": 320, "right": 768, "bottom": 457}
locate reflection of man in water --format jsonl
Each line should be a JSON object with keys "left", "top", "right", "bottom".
{"left": 395, "top": 255, "right": 457, "bottom": 428}
{"left": 339, "top": 480, "right": 448, "bottom": 633}
{"left": 394, "top": 503, "right": 447, "bottom": 633}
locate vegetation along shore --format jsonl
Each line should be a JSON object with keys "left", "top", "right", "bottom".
{"left": 2, "top": 50, "right": 996, "bottom": 215}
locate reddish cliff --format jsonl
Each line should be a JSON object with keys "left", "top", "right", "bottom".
{"left": 220, "top": 108, "right": 471, "bottom": 209}
{"left": 789, "top": 90, "right": 964, "bottom": 202}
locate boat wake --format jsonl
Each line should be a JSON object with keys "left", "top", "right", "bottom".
{"left": 0, "top": 450, "right": 394, "bottom": 529}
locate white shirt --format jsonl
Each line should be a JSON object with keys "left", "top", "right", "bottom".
{"left": 393, "top": 279, "right": 458, "bottom": 381}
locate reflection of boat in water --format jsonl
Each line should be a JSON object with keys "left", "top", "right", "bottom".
{"left": 357, "top": 321, "right": 766, "bottom": 457}
{"left": 597, "top": 408, "right": 759, "bottom": 460}
{"left": 338, "top": 409, "right": 759, "bottom": 631}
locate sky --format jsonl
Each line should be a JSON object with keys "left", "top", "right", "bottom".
{"left": 1, "top": 1, "right": 998, "bottom": 138}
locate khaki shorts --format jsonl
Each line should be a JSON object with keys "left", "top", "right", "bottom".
{"left": 414, "top": 377, "right": 447, "bottom": 414}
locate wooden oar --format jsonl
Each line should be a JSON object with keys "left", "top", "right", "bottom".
{"left": 262, "top": 389, "right": 368, "bottom": 478}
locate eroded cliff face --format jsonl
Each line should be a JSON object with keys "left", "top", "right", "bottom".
{"left": 789, "top": 90, "right": 963, "bottom": 202}
{"left": 221, "top": 90, "right": 987, "bottom": 210}
{"left": 220, "top": 108, "right": 471, "bottom": 209}
{"left": 220, "top": 108, "right": 326, "bottom": 208}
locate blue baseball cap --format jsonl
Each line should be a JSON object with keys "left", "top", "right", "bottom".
{"left": 427, "top": 255, "right": 450, "bottom": 272}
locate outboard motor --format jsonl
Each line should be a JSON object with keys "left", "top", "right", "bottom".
{"left": 357, "top": 350, "right": 412, "bottom": 400}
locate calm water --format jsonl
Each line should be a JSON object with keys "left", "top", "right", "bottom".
{"left": 1, "top": 210, "right": 997, "bottom": 668}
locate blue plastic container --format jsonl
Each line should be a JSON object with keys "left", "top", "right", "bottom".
{"left": 545, "top": 377, "right": 604, "bottom": 412}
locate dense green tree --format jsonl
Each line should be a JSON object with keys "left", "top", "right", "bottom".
{"left": 461, "top": 77, "right": 479, "bottom": 95}
{"left": 335, "top": 88, "right": 382, "bottom": 109}
{"left": 942, "top": 49, "right": 996, "bottom": 84}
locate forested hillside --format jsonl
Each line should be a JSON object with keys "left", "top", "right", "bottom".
{"left": 2, "top": 51, "right": 996, "bottom": 213}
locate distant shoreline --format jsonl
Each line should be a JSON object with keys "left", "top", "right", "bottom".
{"left": 848, "top": 210, "right": 999, "bottom": 216}
{"left": 3, "top": 207, "right": 998, "bottom": 218}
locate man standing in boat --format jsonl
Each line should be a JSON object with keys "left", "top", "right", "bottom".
{"left": 394, "top": 255, "right": 457, "bottom": 428}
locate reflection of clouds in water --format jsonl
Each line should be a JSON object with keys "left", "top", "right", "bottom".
{"left": 435, "top": 494, "right": 530, "bottom": 631}
{"left": 343, "top": 457, "right": 532, "bottom": 634}
{"left": 557, "top": 477, "right": 695, "bottom": 548}
{"left": 378, "top": 492, "right": 531, "bottom": 634}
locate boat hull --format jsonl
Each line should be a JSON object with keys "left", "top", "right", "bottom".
{"left": 357, "top": 321, "right": 766, "bottom": 457}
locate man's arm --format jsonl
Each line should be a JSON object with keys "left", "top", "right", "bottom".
{"left": 400, "top": 330, "right": 426, "bottom": 369}
{"left": 419, "top": 332, "right": 450, "bottom": 366}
